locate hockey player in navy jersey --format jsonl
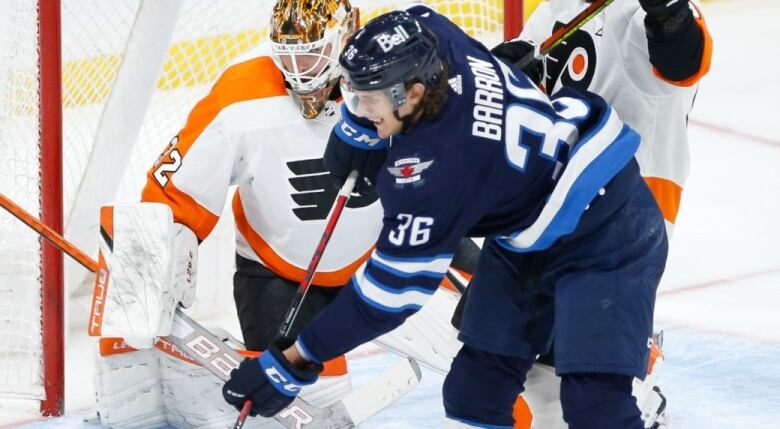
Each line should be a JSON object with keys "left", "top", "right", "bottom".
{"left": 221, "top": 6, "right": 668, "bottom": 428}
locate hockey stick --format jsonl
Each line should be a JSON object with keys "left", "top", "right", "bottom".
{"left": 0, "top": 190, "right": 422, "bottom": 428}
{"left": 445, "top": 268, "right": 469, "bottom": 294}
{"left": 278, "top": 170, "right": 359, "bottom": 339}
{"left": 515, "top": 0, "right": 615, "bottom": 69}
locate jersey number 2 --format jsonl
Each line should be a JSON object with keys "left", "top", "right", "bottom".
{"left": 153, "top": 149, "right": 182, "bottom": 187}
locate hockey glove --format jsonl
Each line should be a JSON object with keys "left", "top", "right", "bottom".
{"left": 221, "top": 345, "right": 323, "bottom": 417}
{"left": 326, "top": 104, "right": 389, "bottom": 195}
{"left": 639, "top": 0, "right": 693, "bottom": 40}
{"left": 491, "top": 40, "right": 544, "bottom": 87}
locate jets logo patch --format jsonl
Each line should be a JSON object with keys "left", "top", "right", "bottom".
{"left": 387, "top": 157, "right": 433, "bottom": 185}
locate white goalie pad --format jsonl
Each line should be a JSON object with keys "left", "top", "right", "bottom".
{"left": 373, "top": 286, "right": 463, "bottom": 374}
{"left": 93, "top": 337, "right": 353, "bottom": 429}
{"left": 93, "top": 339, "right": 166, "bottom": 428}
{"left": 88, "top": 203, "right": 198, "bottom": 348}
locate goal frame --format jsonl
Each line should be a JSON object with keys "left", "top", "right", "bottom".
{"left": 39, "top": 0, "right": 65, "bottom": 417}
{"left": 24, "top": 0, "right": 525, "bottom": 418}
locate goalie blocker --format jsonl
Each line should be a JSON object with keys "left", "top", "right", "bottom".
{"left": 88, "top": 203, "right": 198, "bottom": 349}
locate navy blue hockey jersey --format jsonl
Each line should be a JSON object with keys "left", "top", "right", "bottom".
{"left": 296, "top": 5, "right": 641, "bottom": 363}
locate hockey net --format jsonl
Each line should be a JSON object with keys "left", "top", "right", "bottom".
{"left": 0, "top": 0, "right": 522, "bottom": 418}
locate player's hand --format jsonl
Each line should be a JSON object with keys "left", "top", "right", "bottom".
{"left": 325, "top": 105, "right": 389, "bottom": 195}
{"left": 221, "top": 345, "right": 322, "bottom": 417}
{"left": 639, "top": 0, "right": 692, "bottom": 39}
{"left": 491, "top": 40, "right": 544, "bottom": 86}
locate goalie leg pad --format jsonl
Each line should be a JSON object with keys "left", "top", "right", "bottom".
{"left": 159, "top": 351, "right": 352, "bottom": 428}
{"left": 93, "top": 340, "right": 166, "bottom": 428}
{"left": 373, "top": 286, "right": 463, "bottom": 374}
{"left": 522, "top": 363, "right": 566, "bottom": 429}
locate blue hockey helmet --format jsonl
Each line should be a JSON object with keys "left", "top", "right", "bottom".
{"left": 339, "top": 10, "right": 442, "bottom": 114}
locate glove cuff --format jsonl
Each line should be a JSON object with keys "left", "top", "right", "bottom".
{"left": 335, "top": 104, "right": 390, "bottom": 150}
{"left": 259, "top": 346, "right": 322, "bottom": 397}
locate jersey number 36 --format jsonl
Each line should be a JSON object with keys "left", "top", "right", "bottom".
{"left": 389, "top": 214, "right": 433, "bottom": 246}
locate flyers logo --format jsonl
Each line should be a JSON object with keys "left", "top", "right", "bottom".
{"left": 545, "top": 22, "right": 598, "bottom": 93}
{"left": 286, "top": 158, "right": 378, "bottom": 221}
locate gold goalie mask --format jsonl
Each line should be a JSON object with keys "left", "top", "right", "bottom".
{"left": 270, "top": 0, "right": 359, "bottom": 118}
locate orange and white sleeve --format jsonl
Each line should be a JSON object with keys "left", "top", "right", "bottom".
{"left": 141, "top": 56, "right": 287, "bottom": 241}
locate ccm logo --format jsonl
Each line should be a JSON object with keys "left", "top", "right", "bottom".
{"left": 339, "top": 122, "right": 382, "bottom": 147}
{"left": 377, "top": 25, "right": 410, "bottom": 52}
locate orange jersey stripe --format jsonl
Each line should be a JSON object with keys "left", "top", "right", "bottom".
{"left": 142, "top": 56, "right": 288, "bottom": 240}
{"left": 644, "top": 176, "right": 682, "bottom": 224}
{"left": 651, "top": 5, "right": 713, "bottom": 87}
{"left": 142, "top": 182, "right": 220, "bottom": 241}
{"left": 233, "top": 192, "right": 373, "bottom": 287}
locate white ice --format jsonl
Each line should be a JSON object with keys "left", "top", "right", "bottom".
{"left": 3, "top": 0, "right": 780, "bottom": 427}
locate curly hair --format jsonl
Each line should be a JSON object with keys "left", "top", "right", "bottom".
{"left": 406, "top": 61, "right": 451, "bottom": 120}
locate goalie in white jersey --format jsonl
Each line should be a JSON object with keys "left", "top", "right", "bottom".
{"left": 90, "top": 1, "right": 477, "bottom": 427}
{"left": 485, "top": 0, "right": 713, "bottom": 427}
{"left": 90, "top": 1, "right": 374, "bottom": 426}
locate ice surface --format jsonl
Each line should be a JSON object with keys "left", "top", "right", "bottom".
{"left": 3, "top": 0, "right": 780, "bottom": 427}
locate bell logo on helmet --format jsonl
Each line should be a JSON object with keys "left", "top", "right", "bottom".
{"left": 377, "top": 25, "right": 410, "bottom": 53}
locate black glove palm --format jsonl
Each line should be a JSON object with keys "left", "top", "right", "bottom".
{"left": 222, "top": 346, "right": 322, "bottom": 418}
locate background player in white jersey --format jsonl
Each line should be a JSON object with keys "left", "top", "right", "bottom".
{"left": 220, "top": 7, "right": 668, "bottom": 428}
{"left": 486, "top": 0, "right": 712, "bottom": 426}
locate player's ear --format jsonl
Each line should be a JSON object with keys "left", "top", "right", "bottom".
{"left": 407, "top": 82, "right": 427, "bottom": 106}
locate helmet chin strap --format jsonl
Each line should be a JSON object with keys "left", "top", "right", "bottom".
{"left": 393, "top": 101, "right": 424, "bottom": 134}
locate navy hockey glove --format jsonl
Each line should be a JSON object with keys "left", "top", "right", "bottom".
{"left": 221, "top": 345, "right": 322, "bottom": 418}
{"left": 639, "top": 0, "right": 693, "bottom": 40}
{"left": 490, "top": 40, "right": 544, "bottom": 86}
{"left": 326, "top": 104, "right": 389, "bottom": 195}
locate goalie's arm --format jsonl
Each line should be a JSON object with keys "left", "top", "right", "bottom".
{"left": 141, "top": 56, "right": 288, "bottom": 241}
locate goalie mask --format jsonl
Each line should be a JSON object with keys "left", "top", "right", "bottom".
{"left": 270, "top": 0, "right": 358, "bottom": 118}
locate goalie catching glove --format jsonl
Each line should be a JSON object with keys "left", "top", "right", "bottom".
{"left": 222, "top": 345, "right": 323, "bottom": 417}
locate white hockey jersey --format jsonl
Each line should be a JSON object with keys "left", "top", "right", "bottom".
{"left": 520, "top": 0, "right": 712, "bottom": 228}
{"left": 142, "top": 45, "right": 383, "bottom": 286}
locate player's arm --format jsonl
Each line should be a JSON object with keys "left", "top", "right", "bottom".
{"left": 294, "top": 208, "right": 461, "bottom": 364}
{"left": 639, "top": 0, "right": 713, "bottom": 84}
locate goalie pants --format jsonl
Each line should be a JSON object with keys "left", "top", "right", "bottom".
{"left": 233, "top": 254, "right": 343, "bottom": 351}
